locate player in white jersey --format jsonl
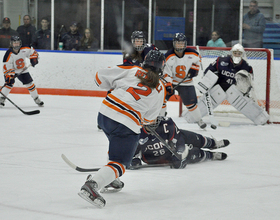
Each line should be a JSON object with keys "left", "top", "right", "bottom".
{"left": 78, "top": 50, "right": 168, "bottom": 208}
{"left": 0, "top": 36, "right": 44, "bottom": 107}
{"left": 164, "top": 33, "right": 206, "bottom": 129}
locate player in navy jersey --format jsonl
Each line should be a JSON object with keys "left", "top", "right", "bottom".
{"left": 123, "top": 31, "right": 158, "bottom": 66}
{"left": 131, "top": 116, "right": 229, "bottom": 169}
{"left": 163, "top": 33, "right": 206, "bottom": 129}
{"left": 0, "top": 36, "right": 43, "bottom": 107}
{"left": 193, "top": 43, "right": 269, "bottom": 125}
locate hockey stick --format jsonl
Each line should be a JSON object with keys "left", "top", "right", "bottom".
{"left": 196, "top": 45, "right": 217, "bottom": 129}
{"left": 61, "top": 154, "right": 170, "bottom": 172}
{"left": 0, "top": 65, "right": 40, "bottom": 115}
{"left": 145, "top": 125, "right": 187, "bottom": 160}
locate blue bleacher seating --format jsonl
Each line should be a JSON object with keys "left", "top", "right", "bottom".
{"left": 263, "top": 22, "right": 280, "bottom": 58}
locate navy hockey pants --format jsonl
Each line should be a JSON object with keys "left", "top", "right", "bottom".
{"left": 98, "top": 113, "right": 140, "bottom": 167}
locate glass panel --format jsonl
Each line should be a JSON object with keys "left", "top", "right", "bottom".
{"left": 197, "top": 0, "right": 240, "bottom": 47}
{"left": 153, "top": 0, "right": 193, "bottom": 51}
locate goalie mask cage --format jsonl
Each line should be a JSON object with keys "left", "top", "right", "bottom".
{"left": 178, "top": 46, "right": 280, "bottom": 124}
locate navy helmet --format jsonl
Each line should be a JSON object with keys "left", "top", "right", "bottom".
{"left": 131, "top": 30, "right": 146, "bottom": 51}
{"left": 10, "top": 35, "right": 22, "bottom": 50}
{"left": 173, "top": 33, "right": 187, "bottom": 52}
{"left": 143, "top": 50, "right": 166, "bottom": 74}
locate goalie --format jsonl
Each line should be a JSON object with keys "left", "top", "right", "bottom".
{"left": 185, "top": 43, "right": 269, "bottom": 125}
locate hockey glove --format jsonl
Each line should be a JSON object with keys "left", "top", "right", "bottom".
{"left": 4, "top": 69, "right": 16, "bottom": 84}
{"left": 131, "top": 158, "right": 142, "bottom": 167}
{"left": 170, "top": 155, "right": 187, "bottom": 169}
{"left": 30, "top": 58, "right": 38, "bottom": 67}
{"left": 166, "top": 85, "right": 174, "bottom": 96}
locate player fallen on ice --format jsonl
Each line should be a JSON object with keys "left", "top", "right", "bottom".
{"left": 185, "top": 43, "right": 269, "bottom": 125}
{"left": 0, "top": 36, "right": 44, "bottom": 107}
{"left": 130, "top": 116, "right": 229, "bottom": 170}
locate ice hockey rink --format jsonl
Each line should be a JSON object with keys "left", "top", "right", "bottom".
{"left": 0, "top": 94, "right": 280, "bottom": 220}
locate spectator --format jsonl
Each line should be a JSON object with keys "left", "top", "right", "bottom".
{"left": 243, "top": 0, "right": 266, "bottom": 48}
{"left": 0, "top": 17, "right": 19, "bottom": 48}
{"left": 61, "top": 22, "right": 81, "bottom": 51}
{"left": 206, "top": 31, "right": 226, "bottom": 47}
{"left": 32, "top": 17, "right": 53, "bottom": 50}
{"left": 80, "top": 28, "right": 98, "bottom": 51}
{"left": 16, "top": 15, "right": 36, "bottom": 47}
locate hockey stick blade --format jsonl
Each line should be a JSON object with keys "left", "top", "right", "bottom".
{"left": 0, "top": 91, "right": 40, "bottom": 115}
{"left": 61, "top": 154, "right": 170, "bottom": 172}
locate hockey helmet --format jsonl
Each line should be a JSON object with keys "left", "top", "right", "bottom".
{"left": 131, "top": 30, "right": 146, "bottom": 51}
{"left": 173, "top": 33, "right": 187, "bottom": 53}
{"left": 230, "top": 43, "right": 246, "bottom": 64}
{"left": 10, "top": 35, "right": 22, "bottom": 50}
{"left": 143, "top": 50, "right": 166, "bottom": 74}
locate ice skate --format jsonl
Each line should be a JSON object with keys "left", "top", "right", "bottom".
{"left": 197, "top": 119, "right": 207, "bottom": 129}
{"left": 34, "top": 97, "right": 44, "bottom": 107}
{"left": 0, "top": 96, "right": 5, "bottom": 107}
{"left": 212, "top": 139, "right": 230, "bottom": 150}
{"left": 100, "top": 178, "right": 124, "bottom": 193}
{"left": 78, "top": 175, "right": 106, "bottom": 208}
{"left": 212, "top": 152, "right": 227, "bottom": 160}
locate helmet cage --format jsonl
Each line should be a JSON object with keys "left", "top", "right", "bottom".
{"left": 230, "top": 43, "right": 247, "bottom": 64}
{"left": 10, "top": 36, "right": 22, "bottom": 50}
{"left": 131, "top": 31, "right": 146, "bottom": 51}
{"left": 173, "top": 33, "right": 187, "bottom": 53}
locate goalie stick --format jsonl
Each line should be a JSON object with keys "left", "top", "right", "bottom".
{"left": 0, "top": 65, "right": 40, "bottom": 115}
{"left": 61, "top": 154, "right": 170, "bottom": 172}
{"left": 196, "top": 45, "right": 217, "bottom": 129}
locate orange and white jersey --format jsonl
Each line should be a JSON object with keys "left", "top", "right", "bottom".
{"left": 3, "top": 46, "right": 38, "bottom": 75}
{"left": 164, "top": 48, "right": 200, "bottom": 86}
{"left": 95, "top": 65, "right": 166, "bottom": 134}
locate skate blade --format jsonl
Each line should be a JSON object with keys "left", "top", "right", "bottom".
{"left": 78, "top": 190, "right": 105, "bottom": 208}
{"left": 100, "top": 187, "right": 122, "bottom": 194}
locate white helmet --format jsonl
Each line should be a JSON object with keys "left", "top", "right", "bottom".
{"left": 230, "top": 43, "right": 246, "bottom": 64}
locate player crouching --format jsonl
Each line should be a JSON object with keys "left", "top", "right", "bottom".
{"left": 0, "top": 36, "right": 44, "bottom": 108}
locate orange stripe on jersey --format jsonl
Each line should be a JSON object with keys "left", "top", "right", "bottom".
{"left": 95, "top": 72, "right": 102, "bottom": 85}
{"left": 184, "top": 51, "right": 199, "bottom": 57}
{"left": 4, "top": 52, "right": 12, "bottom": 63}
{"left": 191, "top": 64, "right": 200, "bottom": 71}
{"left": 103, "top": 94, "right": 142, "bottom": 126}
{"left": 117, "top": 65, "right": 141, "bottom": 70}
{"left": 166, "top": 53, "right": 176, "bottom": 62}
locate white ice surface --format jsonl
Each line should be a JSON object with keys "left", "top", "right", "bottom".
{"left": 0, "top": 94, "right": 279, "bottom": 220}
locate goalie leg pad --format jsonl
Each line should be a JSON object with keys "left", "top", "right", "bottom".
{"left": 226, "top": 85, "right": 269, "bottom": 125}
{"left": 197, "top": 70, "right": 218, "bottom": 94}
{"left": 196, "top": 84, "right": 227, "bottom": 117}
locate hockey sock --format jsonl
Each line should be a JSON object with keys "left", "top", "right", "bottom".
{"left": 25, "top": 82, "right": 39, "bottom": 99}
{"left": 91, "top": 161, "right": 125, "bottom": 190}
{"left": 202, "top": 137, "right": 215, "bottom": 149}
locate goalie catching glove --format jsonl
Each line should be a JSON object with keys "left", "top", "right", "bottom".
{"left": 235, "top": 70, "right": 253, "bottom": 96}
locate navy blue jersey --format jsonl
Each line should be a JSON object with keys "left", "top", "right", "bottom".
{"left": 137, "top": 117, "right": 185, "bottom": 164}
{"left": 205, "top": 56, "right": 253, "bottom": 91}
{"left": 123, "top": 44, "right": 158, "bottom": 66}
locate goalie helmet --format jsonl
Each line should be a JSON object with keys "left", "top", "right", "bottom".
{"left": 173, "top": 33, "right": 187, "bottom": 53}
{"left": 230, "top": 43, "right": 246, "bottom": 64}
{"left": 10, "top": 35, "right": 22, "bottom": 50}
{"left": 131, "top": 31, "right": 146, "bottom": 51}
{"left": 143, "top": 50, "right": 166, "bottom": 74}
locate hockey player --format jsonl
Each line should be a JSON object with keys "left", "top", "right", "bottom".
{"left": 130, "top": 116, "right": 229, "bottom": 169}
{"left": 0, "top": 36, "right": 44, "bottom": 107}
{"left": 164, "top": 33, "right": 206, "bottom": 129}
{"left": 78, "top": 50, "right": 170, "bottom": 208}
{"left": 123, "top": 30, "right": 158, "bottom": 66}
{"left": 191, "top": 43, "right": 269, "bottom": 125}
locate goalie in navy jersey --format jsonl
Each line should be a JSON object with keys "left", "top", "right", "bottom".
{"left": 130, "top": 116, "right": 229, "bottom": 169}
{"left": 186, "top": 43, "right": 269, "bottom": 125}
